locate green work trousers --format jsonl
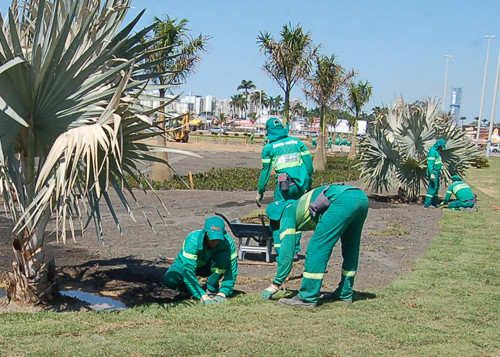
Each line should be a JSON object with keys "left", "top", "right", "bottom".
{"left": 164, "top": 255, "right": 226, "bottom": 295}
{"left": 424, "top": 173, "right": 440, "bottom": 207}
{"left": 274, "top": 184, "right": 303, "bottom": 255}
{"left": 298, "top": 189, "right": 369, "bottom": 304}
{"left": 447, "top": 200, "right": 474, "bottom": 210}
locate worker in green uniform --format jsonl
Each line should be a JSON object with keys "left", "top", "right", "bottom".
{"left": 334, "top": 135, "right": 341, "bottom": 145}
{"left": 440, "top": 175, "right": 477, "bottom": 211}
{"left": 256, "top": 118, "right": 313, "bottom": 255}
{"left": 424, "top": 138, "right": 446, "bottom": 208}
{"left": 339, "top": 136, "right": 347, "bottom": 146}
{"left": 312, "top": 136, "right": 317, "bottom": 148}
{"left": 327, "top": 137, "right": 333, "bottom": 150}
{"left": 164, "top": 216, "right": 238, "bottom": 304}
{"left": 260, "top": 184, "right": 369, "bottom": 308}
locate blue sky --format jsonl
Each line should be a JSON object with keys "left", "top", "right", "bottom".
{"left": 1, "top": 1, "right": 499, "bottom": 122}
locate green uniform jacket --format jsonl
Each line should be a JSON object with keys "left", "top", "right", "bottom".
{"left": 258, "top": 126, "right": 313, "bottom": 195}
{"left": 443, "top": 180, "right": 474, "bottom": 205}
{"left": 272, "top": 185, "right": 354, "bottom": 285}
{"left": 427, "top": 140, "right": 444, "bottom": 175}
{"left": 174, "top": 230, "right": 236, "bottom": 299}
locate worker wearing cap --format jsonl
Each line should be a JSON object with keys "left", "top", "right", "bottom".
{"left": 424, "top": 138, "right": 446, "bottom": 208}
{"left": 164, "top": 216, "right": 237, "bottom": 304}
{"left": 440, "top": 175, "right": 476, "bottom": 211}
{"left": 256, "top": 117, "right": 313, "bottom": 255}
{"left": 261, "top": 184, "right": 369, "bottom": 308}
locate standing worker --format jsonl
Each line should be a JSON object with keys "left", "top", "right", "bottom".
{"left": 327, "top": 136, "right": 333, "bottom": 150}
{"left": 440, "top": 175, "right": 477, "bottom": 211}
{"left": 256, "top": 118, "right": 313, "bottom": 255}
{"left": 424, "top": 138, "right": 446, "bottom": 208}
{"left": 164, "top": 216, "right": 238, "bottom": 304}
{"left": 312, "top": 135, "right": 317, "bottom": 148}
{"left": 261, "top": 184, "right": 369, "bottom": 308}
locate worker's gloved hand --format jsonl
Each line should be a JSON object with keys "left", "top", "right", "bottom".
{"left": 430, "top": 173, "right": 436, "bottom": 180}
{"left": 256, "top": 192, "right": 264, "bottom": 202}
{"left": 260, "top": 284, "right": 279, "bottom": 300}
{"left": 201, "top": 294, "right": 215, "bottom": 305}
{"left": 213, "top": 293, "right": 227, "bottom": 304}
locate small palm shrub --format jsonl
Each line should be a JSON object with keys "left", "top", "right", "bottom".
{"left": 358, "top": 98, "right": 481, "bottom": 201}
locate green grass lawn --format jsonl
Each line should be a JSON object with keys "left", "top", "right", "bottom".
{"left": 1, "top": 160, "right": 499, "bottom": 357}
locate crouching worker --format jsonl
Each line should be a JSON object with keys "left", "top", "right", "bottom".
{"left": 440, "top": 175, "right": 477, "bottom": 211}
{"left": 164, "top": 216, "right": 238, "bottom": 304}
{"left": 261, "top": 185, "right": 369, "bottom": 308}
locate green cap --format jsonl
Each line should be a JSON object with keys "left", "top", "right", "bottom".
{"left": 266, "top": 200, "right": 290, "bottom": 221}
{"left": 204, "top": 216, "right": 225, "bottom": 240}
{"left": 451, "top": 175, "right": 461, "bottom": 182}
{"left": 437, "top": 138, "right": 446, "bottom": 149}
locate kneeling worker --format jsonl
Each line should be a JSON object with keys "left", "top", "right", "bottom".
{"left": 164, "top": 216, "right": 238, "bottom": 304}
{"left": 261, "top": 185, "right": 369, "bottom": 308}
{"left": 440, "top": 175, "right": 477, "bottom": 211}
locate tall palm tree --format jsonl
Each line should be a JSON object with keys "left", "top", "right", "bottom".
{"left": 257, "top": 23, "right": 318, "bottom": 126}
{"left": 237, "top": 79, "right": 256, "bottom": 98}
{"left": 303, "top": 54, "right": 355, "bottom": 170}
{"left": 348, "top": 80, "right": 373, "bottom": 159}
{"left": 0, "top": 0, "right": 197, "bottom": 303}
{"left": 251, "top": 90, "right": 267, "bottom": 116}
{"left": 231, "top": 94, "right": 247, "bottom": 118}
{"left": 148, "top": 16, "right": 209, "bottom": 182}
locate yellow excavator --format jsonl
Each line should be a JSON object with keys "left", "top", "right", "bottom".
{"left": 167, "top": 112, "right": 190, "bottom": 143}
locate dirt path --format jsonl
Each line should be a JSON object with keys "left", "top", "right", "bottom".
{"left": 0, "top": 142, "right": 440, "bottom": 312}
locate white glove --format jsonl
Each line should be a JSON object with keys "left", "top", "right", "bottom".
{"left": 430, "top": 173, "right": 436, "bottom": 180}
{"left": 256, "top": 192, "right": 264, "bottom": 202}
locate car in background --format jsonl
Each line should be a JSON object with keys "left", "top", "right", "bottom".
{"left": 491, "top": 143, "right": 500, "bottom": 153}
{"left": 208, "top": 127, "right": 226, "bottom": 134}
{"left": 305, "top": 131, "right": 318, "bottom": 138}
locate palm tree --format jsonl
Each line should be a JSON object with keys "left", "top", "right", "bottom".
{"left": 257, "top": 23, "right": 318, "bottom": 126}
{"left": 251, "top": 90, "right": 267, "bottom": 116}
{"left": 348, "top": 80, "right": 373, "bottom": 159}
{"left": 231, "top": 94, "right": 247, "bottom": 118}
{"left": 303, "top": 54, "right": 355, "bottom": 170}
{"left": 358, "top": 97, "right": 480, "bottom": 201}
{"left": 0, "top": 0, "right": 197, "bottom": 303}
{"left": 237, "top": 79, "right": 256, "bottom": 98}
{"left": 148, "top": 16, "right": 209, "bottom": 182}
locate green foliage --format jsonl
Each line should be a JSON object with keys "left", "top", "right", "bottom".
{"left": 129, "top": 156, "right": 359, "bottom": 191}
{"left": 358, "top": 98, "right": 481, "bottom": 200}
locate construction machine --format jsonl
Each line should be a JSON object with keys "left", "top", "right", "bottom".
{"left": 167, "top": 112, "right": 190, "bottom": 143}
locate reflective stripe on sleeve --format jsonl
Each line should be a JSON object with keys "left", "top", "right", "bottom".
{"left": 231, "top": 252, "right": 238, "bottom": 260}
{"left": 426, "top": 194, "right": 433, "bottom": 198}
{"left": 280, "top": 228, "right": 296, "bottom": 240}
{"left": 274, "top": 243, "right": 281, "bottom": 248}
{"left": 211, "top": 267, "right": 226, "bottom": 274}
{"left": 342, "top": 269, "right": 356, "bottom": 277}
{"left": 428, "top": 157, "right": 435, "bottom": 161}
{"left": 301, "top": 150, "right": 310, "bottom": 156}
{"left": 262, "top": 158, "right": 271, "bottom": 164}
{"left": 182, "top": 251, "right": 197, "bottom": 260}
{"left": 302, "top": 272, "right": 325, "bottom": 280}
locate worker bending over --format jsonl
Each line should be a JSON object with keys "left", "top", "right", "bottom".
{"left": 261, "top": 184, "right": 369, "bottom": 308}
{"left": 164, "top": 216, "right": 238, "bottom": 304}
{"left": 424, "top": 138, "right": 446, "bottom": 208}
{"left": 440, "top": 175, "right": 477, "bottom": 211}
{"left": 256, "top": 117, "right": 313, "bottom": 255}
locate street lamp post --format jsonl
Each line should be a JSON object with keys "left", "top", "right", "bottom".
{"left": 476, "top": 35, "right": 495, "bottom": 147}
{"left": 442, "top": 55, "right": 452, "bottom": 112}
{"left": 486, "top": 47, "right": 500, "bottom": 158}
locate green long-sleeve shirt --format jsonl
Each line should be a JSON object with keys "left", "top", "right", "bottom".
{"left": 271, "top": 185, "right": 354, "bottom": 285}
{"left": 443, "top": 180, "right": 474, "bottom": 205}
{"left": 427, "top": 140, "right": 445, "bottom": 175}
{"left": 258, "top": 136, "right": 313, "bottom": 194}
{"left": 174, "top": 230, "right": 235, "bottom": 299}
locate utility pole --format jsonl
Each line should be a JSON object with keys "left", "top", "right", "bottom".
{"left": 442, "top": 55, "right": 452, "bottom": 112}
{"left": 476, "top": 35, "right": 495, "bottom": 147}
{"left": 486, "top": 47, "right": 500, "bottom": 157}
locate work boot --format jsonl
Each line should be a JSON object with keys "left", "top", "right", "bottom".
{"left": 279, "top": 294, "right": 316, "bottom": 309}
{"left": 322, "top": 292, "right": 353, "bottom": 304}
{"left": 424, "top": 205, "right": 437, "bottom": 209}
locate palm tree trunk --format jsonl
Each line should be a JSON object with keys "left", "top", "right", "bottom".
{"left": 151, "top": 92, "right": 172, "bottom": 182}
{"left": 313, "top": 105, "right": 327, "bottom": 171}
{"left": 7, "top": 211, "right": 58, "bottom": 304}
{"left": 348, "top": 115, "right": 359, "bottom": 159}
